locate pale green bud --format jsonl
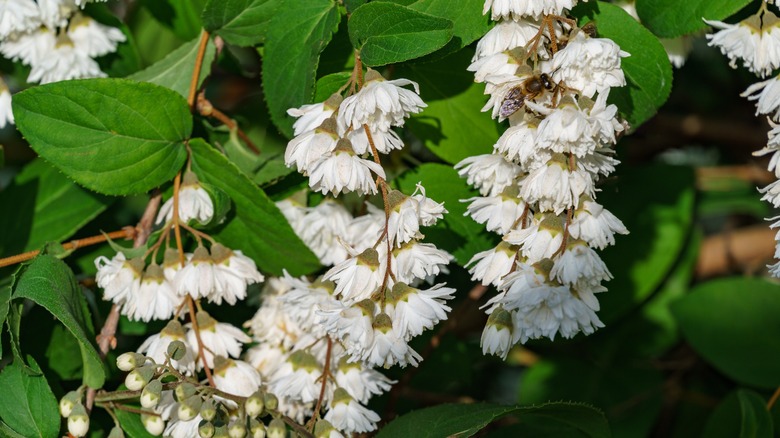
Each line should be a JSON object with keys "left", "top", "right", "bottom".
{"left": 200, "top": 397, "right": 218, "bottom": 421}
{"left": 167, "top": 340, "right": 188, "bottom": 361}
{"left": 107, "top": 426, "right": 126, "bottom": 438}
{"left": 141, "top": 379, "right": 163, "bottom": 408}
{"left": 59, "top": 391, "right": 80, "bottom": 417}
{"left": 229, "top": 422, "right": 247, "bottom": 438}
{"left": 199, "top": 420, "right": 216, "bottom": 438}
{"left": 116, "top": 352, "right": 145, "bottom": 371}
{"left": 67, "top": 404, "right": 89, "bottom": 437}
{"left": 142, "top": 414, "right": 165, "bottom": 436}
{"left": 175, "top": 382, "right": 197, "bottom": 401}
{"left": 125, "top": 365, "right": 155, "bottom": 391}
{"left": 263, "top": 393, "right": 278, "bottom": 411}
{"left": 249, "top": 420, "right": 266, "bottom": 438}
{"left": 267, "top": 418, "right": 286, "bottom": 438}
{"left": 245, "top": 390, "right": 264, "bottom": 418}
{"left": 178, "top": 395, "right": 204, "bottom": 422}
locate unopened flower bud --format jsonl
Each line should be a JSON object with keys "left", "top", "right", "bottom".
{"left": 108, "top": 426, "right": 126, "bottom": 438}
{"left": 214, "top": 424, "right": 230, "bottom": 438}
{"left": 263, "top": 393, "right": 278, "bottom": 411}
{"left": 67, "top": 404, "right": 89, "bottom": 437}
{"left": 142, "top": 414, "right": 164, "bottom": 436}
{"left": 200, "top": 397, "right": 218, "bottom": 421}
{"left": 229, "top": 423, "right": 247, "bottom": 438}
{"left": 59, "top": 391, "right": 80, "bottom": 417}
{"left": 166, "top": 340, "right": 188, "bottom": 361}
{"left": 245, "top": 391, "right": 264, "bottom": 418}
{"left": 116, "top": 352, "right": 145, "bottom": 371}
{"left": 141, "top": 379, "right": 163, "bottom": 408}
{"left": 178, "top": 394, "right": 204, "bottom": 422}
{"left": 249, "top": 420, "right": 266, "bottom": 438}
{"left": 267, "top": 418, "right": 286, "bottom": 438}
{"left": 199, "top": 420, "right": 216, "bottom": 438}
{"left": 125, "top": 365, "right": 155, "bottom": 391}
{"left": 175, "top": 382, "right": 197, "bottom": 401}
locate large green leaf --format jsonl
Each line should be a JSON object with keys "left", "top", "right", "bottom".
{"left": 12, "top": 255, "right": 106, "bottom": 388}
{"left": 395, "top": 163, "right": 497, "bottom": 265}
{"left": 703, "top": 389, "right": 774, "bottom": 438}
{"left": 398, "top": 48, "right": 498, "bottom": 164}
{"left": 378, "top": 402, "right": 609, "bottom": 438}
{"left": 13, "top": 79, "right": 191, "bottom": 196}
{"left": 636, "top": 0, "right": 753, "bottom": 39}
{"left": 202, "top": 0, "right": 283, "bottom": 46}
{"left": 671, "top": 277, "right": 780, "bottom": 388}
{"left": 140, "top": 0, "right": 206, "bottom": 40}
{"left": 349, "top": 2, "right": 453, "bottom": 66}
{"left": 0, "top": 159, "right": 111, "bottom": 258}
{"left": 128, "top": 36, "right": 216, "bottom": 98}
{"left": 263, "top": 0, "right": 340, "bottom": 137}
{"left": 572, "top": 1, "right": 672, "bottom": 129}
{"left": 0, "top": 357, "right": 59, "bottom": 438}
{"left": 188, "top": 139, "right": 320, "bottom": 275}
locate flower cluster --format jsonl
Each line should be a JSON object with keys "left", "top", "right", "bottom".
{"left": 460, "top": 0, "right": 630, "bottom": 358}
{"left": 706, "top": 2, "right": 780, "bottom": 276}
{"left": 241, "top": 69, "right": 455, "bottom": 434}
{"left": 0, "top": 0, "right": 126, "bottom": 127}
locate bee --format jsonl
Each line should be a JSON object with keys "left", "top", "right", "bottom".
{"left": 499, "top": 73, "right": 556, "bottom": 119}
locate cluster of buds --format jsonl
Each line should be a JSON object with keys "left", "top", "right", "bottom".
{"left": 459, "top": 0, "right": 630, "bottom": 358}
{"left": 704, "top": 1, "right": 780, "bottom": 276}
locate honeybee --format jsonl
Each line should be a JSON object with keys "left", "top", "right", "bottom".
{"left": 499, "top": 73, "right": 556, "bottom": 119}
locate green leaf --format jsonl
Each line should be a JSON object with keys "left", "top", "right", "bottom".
{"left": 0, "top": 284, "right": 9, "bottom": 357}
{"left": 0, "top": 357, "right": 59, "bottom": 438}
{"left": 572, "top": 1, "right": 673, "bottom": 129}
{"left": 0, "top": 159, "right": 112, "bottom": 257}
{"left": 405, "top": 0, "right": 490, "bottom": 56}
{"left": 128, "top": 36, "right": 216, "bottom": 98}
{"left": 202, "top": 0, "right": 283, "bottom": 46}
{"left": 115, "top": 410, "right": 157, "bottom": 438}
{"left": 189, "top": 139, "right": 320, "bottom": 275}
{"left": 314, "top": 72, "right": 352, "bottom": 102}
{"left": 398, "top": 48, "right": 498, "bottom": 164}
{"left": 13, "top": 78, "right": 191, "bottom": 196}
{"left": 140, "top": 0, "right": 206, "bottom": 40}
{"left": 263, "top": 0, "right": 340, "bottom": 137}
{"left": 45, "top": 325, "right": 86, "bottom": 380}
{"left": 349, "top": 2, "right": 453, "bottom": 66}
{"left": 671, "top": 277, "right": 780, "bottom": 388}
{"left": 597, "top": 164, "right": 696, "bottom": 323}
{"left": 12, "top": 255, "right": 106, "bottom": 388}
{"left": 703, "top": 389, "right": 774, "bottom": 438}
{"left": 378, "top": 402, "right": 609, "bottom": 438}
{"left": 636, "top": 0, "right": 753, "bottom": 39}
{"left": 395, "top": 163, "right": 497, "bottom": 265}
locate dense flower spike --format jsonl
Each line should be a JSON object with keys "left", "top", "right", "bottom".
{"left": 458, "top": 0, "right": 630, "bottom": 357}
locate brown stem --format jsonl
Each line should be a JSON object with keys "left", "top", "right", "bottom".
{"left": 196, "top": 93, "right": 260, "bottom": 154}
{"left": 186, "top": 296, "right": 216, "bottom": 386}
{"left": 308, "top": 336, "right": 333, "bottom": 430}
{"left": 767, "top": 385, "right": 780, "bottom": 410}
{"left": 172, "top": 172, "right": 186, "bottom": 267}
{"left": 0, "top": 228, "right": 136, "bottom": 269}
{"left": 188, "top": 30, "right": 210, "bottom": 110}
{"left": 363, "top": 124, "right": 393, "bottom": 306}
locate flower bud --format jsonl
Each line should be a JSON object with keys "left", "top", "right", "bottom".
{"left": 229, "top": 423, "right": 247, "bottom": 438}
{"left": 125, "top": 365, "right": 155, "bottom": 391}
{"left": 167, "top": 340, "right": 188, "bottom": 361}
{"left": 263, "top": 393, "right": 278, "bottom": 411}
{"left": 59, "top": 391, "right": 80, "bottom": 417}
{"left": 116, "top": 352, "right": 145, "bottom": 371}
{"left": 200, "top": 397, "right": 218, "bottom": 421}
{"left": 67, "top": 404, "right": 89, "bottom": 437}
{"left": 249, "top": 420, "right": 266, "bottom": 438}
{"left": 141, "top": 379, "right": 163, "bottom": 408}
{"left": 178, "top": 394, "right": 204, "bottom": 422}
{"left": 142, "top": 414, "right": 165, "bottom": 436}
{"left": 214, "top": 424, "right": 230, "bottom": 438}
{"left": 175, "top": 382, "right": 197, "bottom": 401}
{"left": 108, "top": 426, "right": 126, "bottom": 438}
{"left": 244, "top": 390, "right": 264, "bottom": 418}
{"left": 199, "top": 420, "right": 216, "bottom": 438}
{"left": 267, "top": 418, "right": 286, "bottom": 438}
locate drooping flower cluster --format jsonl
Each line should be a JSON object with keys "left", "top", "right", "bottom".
{"left": 706, "top": 2, "right": 780, "bottom": 276}
{"left": 460, "top": 0, "right": 630, "bottom": 358}
{"left": 0, "top": 0, "right": 125, "bottom": 127}
{"left": 243, "top": 69, "right": 455, "bottom": 434}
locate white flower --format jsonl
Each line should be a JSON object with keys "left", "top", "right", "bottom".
{"left": 288, "top": 94, "right": 340, "bottom": 136}
{"left": 494, "top": 121, "right": 540, "bottom": 165}
{"left": 0, "top": 0, "right": 39, "bottom": 38}
{"left": 156, "top": 174, "right": 214, "bottom": 225}
{"left": 324, "top": 249, "right": 382, "bottom": 303}
{"left": 661, "top": 36, "right": 693, "bottom": 69}
{"left": 37, "top": 0, "right": 77, "bottom": 29}
{"left": 338, "top": 71, "right": 426, "bottom": 132}
{"left": 186, "top": 312, "right": 251, "bottom": 369}
{"left": 324, "top": 388, "right": 380, "bottom": 434}
{"left": 392, "top": 241, "right": 453, "bottom": 284}
{"left": 174, "top": 246, "right": 216, "bottom": 300}
{"left": 0, "top": 80, "right": 13, "bottom": 128}
{"left": 210, "top": 244, "right": 264, "bottom": 306}
{"left": 277, "top": 274, "right": 334, "bottom": 332}
{"left": 504, "top": 216, "right": 565, "bottom": 263}
{"left": 464, "top": 193, "right": 527, "bottom": 235}
{"left": 483, "top": 0, "right": 580, "bottom": 20}
{"left": 121, "top": 264, "right": 181, "bottom": 322}
{"left": 333, "top": 358, "right": 394, "bottom": 404}
{"left": 213, "top": 357, "right": 263, "bottom": 398}
{"left": 705, "top": 16, "right": 775, "bottom": 78}
{"left": 276, "top": 198, "right": 307, "bottom": 233}
{"left": 760, "top": 179, "right": 780, "bottom": 207}
{"left": 248, "top": 280, "right": 302, "bottom": 348}
{"left": 138, "top": 321, "right": 196, "bottom": 374}
{"left": 550, "top": 31, "right": 628, "bottom": 98}
{"left": 455, "top": 154, "right": 522, "bottom": 196}
{"left": 386, "top": 191, "right": 423, "bottom": 246}
{"left": 481, "top": 306, "right": 514, "bottom": 359}
{"left": 388, "top": 283, "right": 455, "bottom": 340}
{"left": 268, "top": 350, "right": 324, "bottom": 404}
{"left": 345, "top": 204, "right": 385, "bottom": 253}
{"left": 27, "top": 33, "right": 106, "bottom": 84}
{"left": 0, "top": 26, "right": 55, "bottom": 67}
{"left": 466, "top": 242, "right": 518, "bottom": 286}
{"left": 346, "top": 124, "right": 404, "bottom": 155}
{"left": 742, "top": 74, "right": 780, "bottom": 120}
{"left": 67, "top": 13, "right": 125, "bottom": 58}
{"left": 518, "top": 159, "right": 594, "bottom": 214}
{"left": 245, "top": 343, "right": 287, "bottom": 378}
{"left": 410, "top": 183, "right": 447, "bottom": 226}
{"left": 297, "top": 199, "right": 354, "bottom": 266}
{"left": 474, "top": 19, "right": 543, "bottom": 61}
{"left": 307, "top": 141, "right": 386, "bottom": 196}
{"left": 285, "top": 119, "right": 339, "bottom": 173}
{"left": 550, "top": 242, "right": 612, "bottom": 288}
{"left": 468, "top": 50, "right": 523, "bottom": 84}
{"left": 360, "top": 313, "right": 422, "bottom": 368}
{"left": 317, "top": 299, "right": 375, "bottom": 355}
{"left": 95, "top": 252, "right": 143, "bottom": 304}
{"left": 568, "top": 198, "right": 628, "bottom": 249}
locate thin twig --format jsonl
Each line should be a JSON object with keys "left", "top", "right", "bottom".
{"left": 188, "top": 31, "right": 211, "bottom": 110}
{"left": 0, "top": 228, "right": 136, "bottom": 268}
{"left": 308, "top": 336, "right": 333, "bottom": 430}
{"left": 196, "top": 93, "right": 260, "bottom": 154}
{"left": 767, "top": 385, "right": 780, "bottom": 410}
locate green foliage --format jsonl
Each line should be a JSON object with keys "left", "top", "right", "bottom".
{"left": 348, "top": 2, "right": 453, "bottom": 66}
{"left": 378, "top": 402, "right": 610, "bottom": 438}
{"left": 12, "top": 79, "right": 191, "bottom": 196}
{"left": 128, "top": 35, "right": 216, "bottom": 98}
{"left": 636, "top": 0, "right": 753, "bottom": 38}
{"left": 573, "top": 1, "right": 673, "bottom": 129}
{"left": 202, "top": 0, "right": 282, "bottom": 46}
{"left": 0, "top": 357, "right": 59, "bottom": 438}
{"left": 263, "top": 0, "right": 340, "bottom": 137}
{"left": 140, "top": 0, "right": 206, "bottom": 40}
{"left": 0, "top": 159, "right": 111, "bottom": 257}
{"left": 114, "top": 410, "right": 157, "bottom": 438}
{"left": 672, "top": 277, "right": 780, "bottom": 388}
{"left": 188, "top": 139, "right": 320, "bottom": 275}
{"left": 703, "top": 389, "right": 774, "bottom": 438}
{"left": 402, "top": 0, "right": 490, "bottom": 56}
